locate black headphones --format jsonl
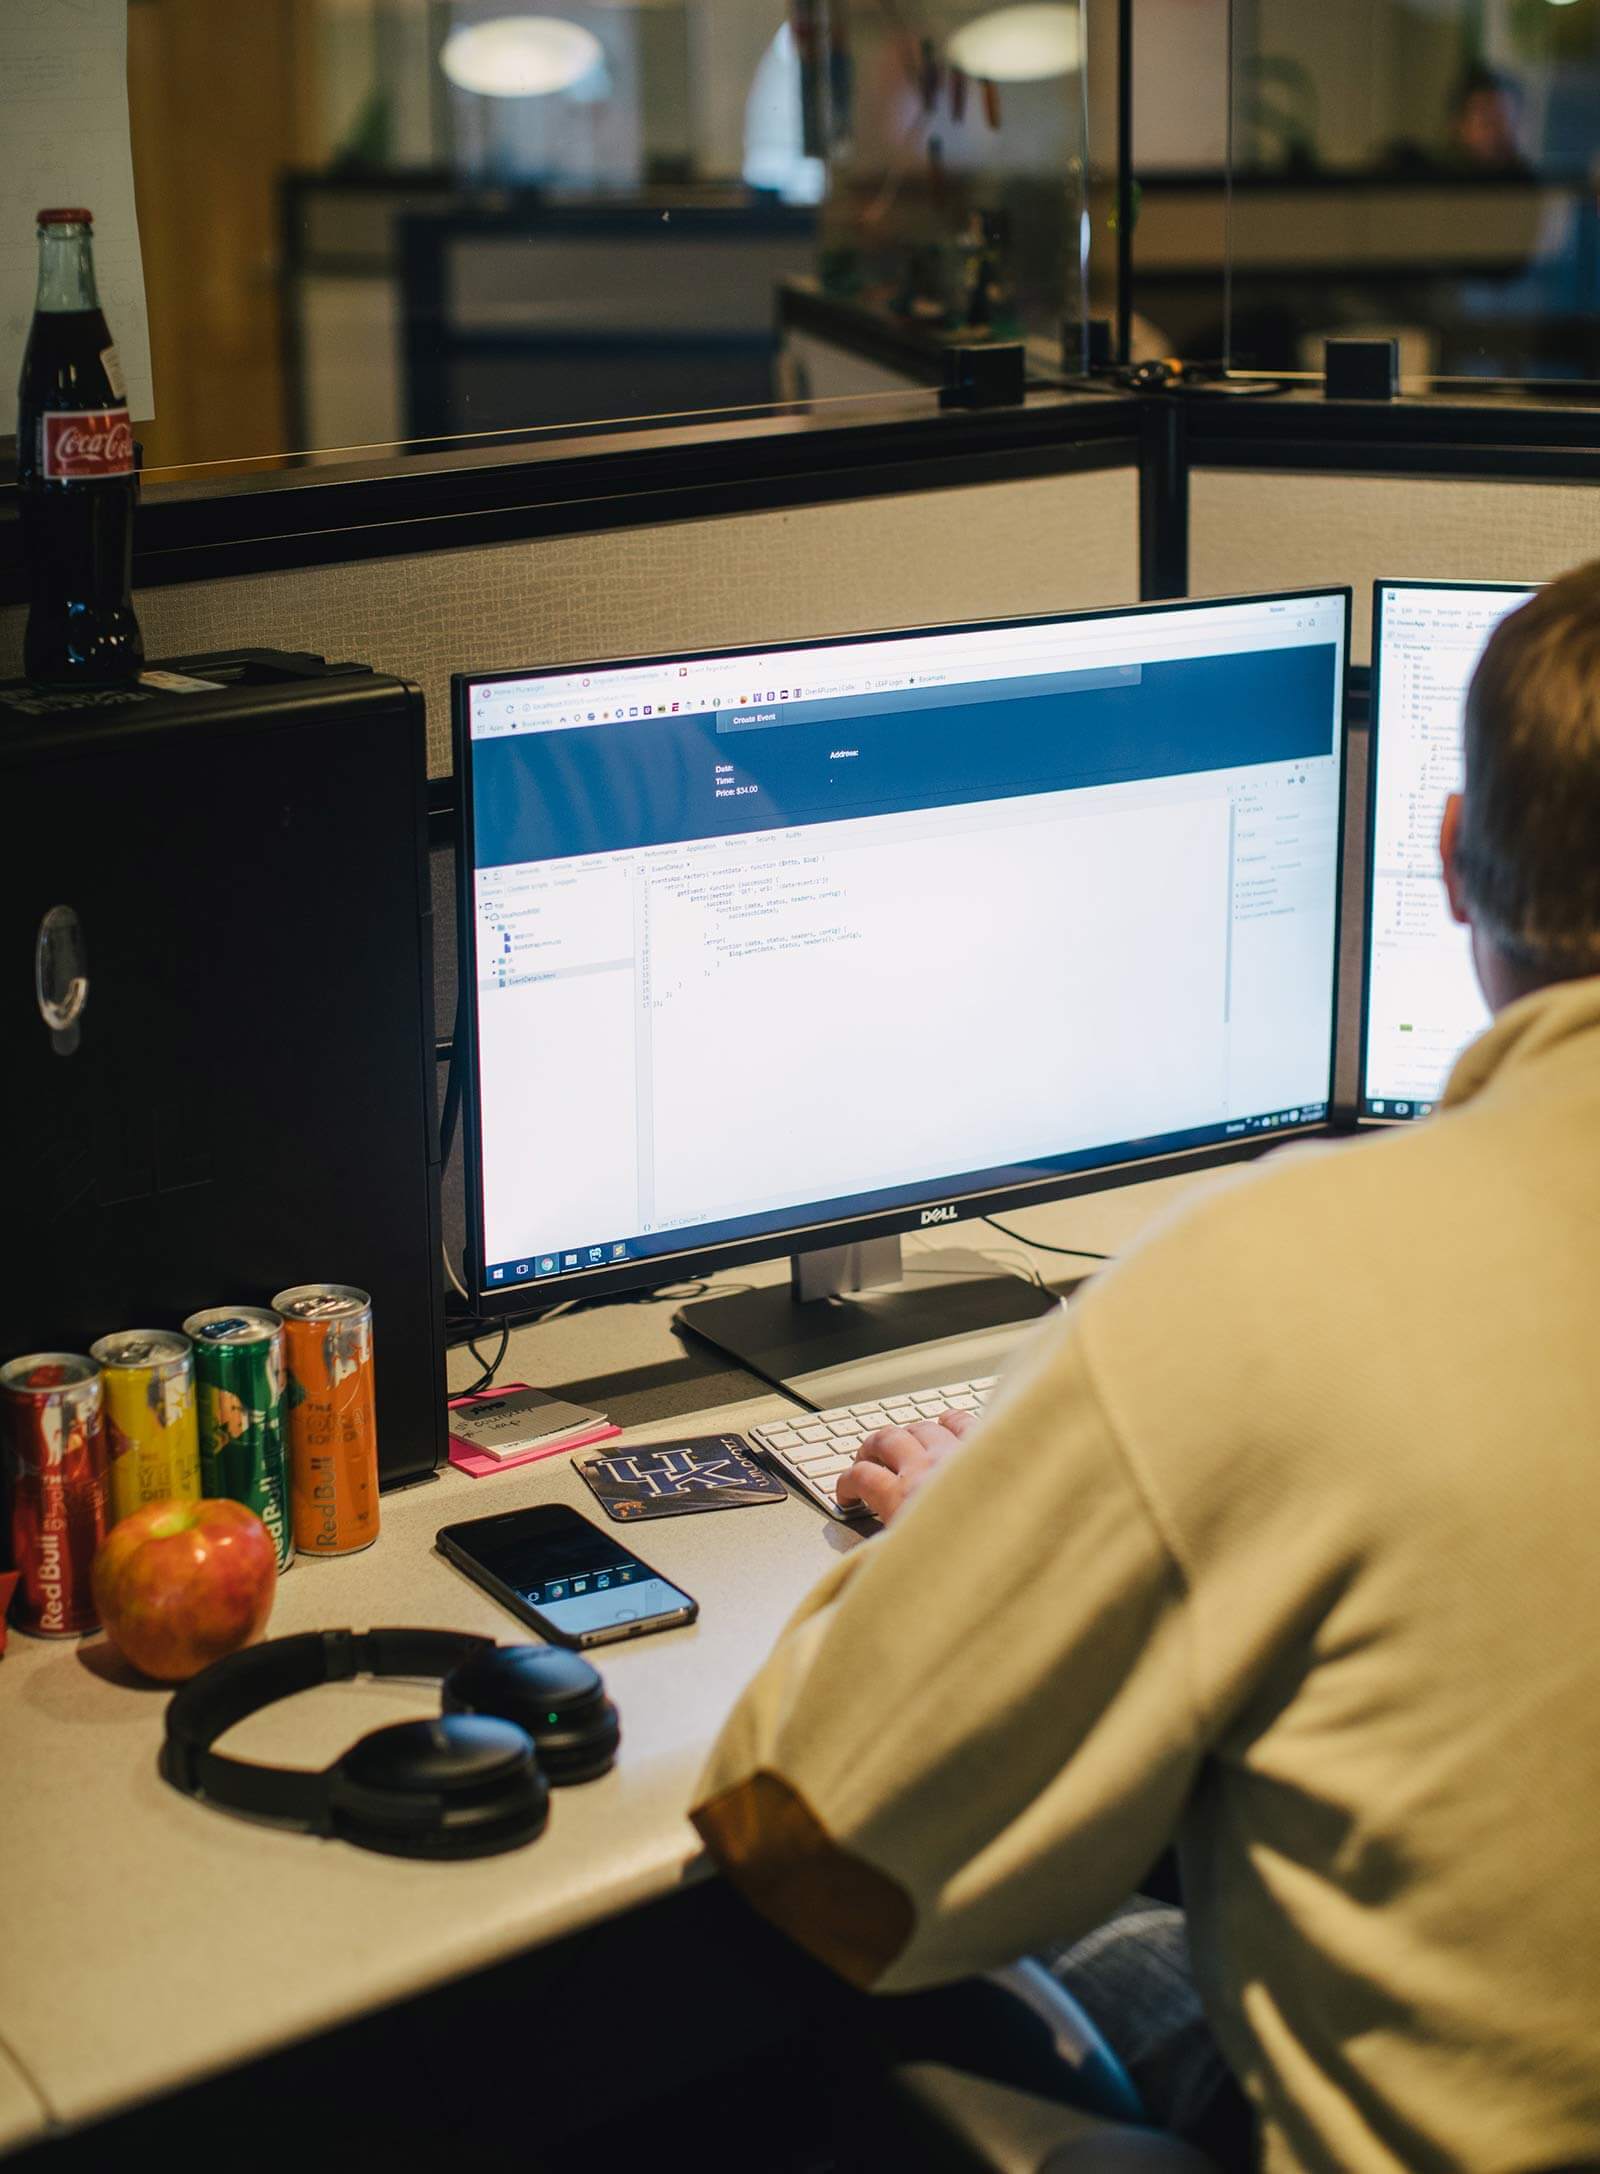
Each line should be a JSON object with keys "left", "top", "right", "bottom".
{"left": 160, "top": 1628, "right": 620, "bottom": 1860}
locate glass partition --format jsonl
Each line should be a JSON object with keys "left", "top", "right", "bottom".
{"left": 96, "top": 0, "right": 1094, "bottom": 481}
{"left": 1127, "top": 0, "right": 1600, "bottom": 391}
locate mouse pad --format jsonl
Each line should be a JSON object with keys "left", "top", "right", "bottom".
{"left": 577, "top": 1435, "right": 786, "bottom": 1521}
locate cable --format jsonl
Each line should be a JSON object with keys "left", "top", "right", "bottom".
{"left": 439, "top": 992, "right": 464, "bottom": 1172}
{"left": 981, "top": 1215, "right": 1111, "bottom": 1263}
{"left": 442, "top": 1243, "right": 470, "bottom": 1303}
{"left": 905, "top": 1254, "right": 1046, "bottom": 1293}
{"left": 456, "top": 1320, "right": 510, "bottom": 1398}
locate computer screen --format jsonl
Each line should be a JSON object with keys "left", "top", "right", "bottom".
{"left": 1360, "top": 580, "right": 1537, "bottom": 1123}
{"left": 455, "top": 589, "right": 1350, "bottom": 1309}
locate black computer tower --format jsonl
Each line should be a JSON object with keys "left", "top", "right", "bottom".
{"left": 1, "top": 653, "right": 445, "bottom": 1490}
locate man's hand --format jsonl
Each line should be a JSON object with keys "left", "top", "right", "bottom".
{"left": 836, "top": 1409, "right": 982, "bottom": 1525}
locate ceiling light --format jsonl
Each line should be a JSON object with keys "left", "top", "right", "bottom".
{"left": 948, "top": 4, "right": 1082, "bottom": 84}
{"left": 439, "top": 15, "right": 603, "bottom": 97}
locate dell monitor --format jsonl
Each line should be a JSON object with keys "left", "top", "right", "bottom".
{"left": 454, "top": 587, "right": 1350, "bottom": 1400}
{"left": 1359, "top": 580, "right": 1537, "bottom": 1124}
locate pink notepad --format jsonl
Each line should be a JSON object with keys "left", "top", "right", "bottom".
{"left": 447, "top": 1381, "right": 620, "bottom": 1478}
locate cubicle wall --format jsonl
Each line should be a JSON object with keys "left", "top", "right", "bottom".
{"left": 1190, "top": 470, "right": 1600, "bottom": 661}
{"left": 0, "top": 466, "right": 1140, "bottom": 777}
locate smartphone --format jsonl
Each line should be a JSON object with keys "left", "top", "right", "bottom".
{"left": 436, "top": 1501, "right": 698, "bottom": 1649}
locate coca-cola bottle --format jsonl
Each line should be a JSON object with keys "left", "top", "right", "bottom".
{"left": 17, "top": 207, "right": 143, "bottom": 682}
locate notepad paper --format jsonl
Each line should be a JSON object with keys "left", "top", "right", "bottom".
{"left": 449, "top": 1384, "right": 609, "bottom": 1460}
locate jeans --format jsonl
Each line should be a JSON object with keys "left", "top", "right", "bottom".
{"left": 1039, "top": 1898, "right": 1258, "bottom": 2168}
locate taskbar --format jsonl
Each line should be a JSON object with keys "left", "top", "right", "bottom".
{"left": 1360, "top": 1095, "right": 1437, "bottom": 1122}
{"left": 482, "top": 1099, "right": 1329, "bottom": 1297}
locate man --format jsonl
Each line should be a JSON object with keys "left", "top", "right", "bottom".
{"left": 691, "top": 567, "right": 1600, "bottom": 2173}
{"left": 1448, "top": 63, "right": 1533, "bottom": 177}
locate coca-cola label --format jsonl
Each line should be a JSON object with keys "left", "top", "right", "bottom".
{"left": 40, "top": 407, "right": 133, "bottom": 481}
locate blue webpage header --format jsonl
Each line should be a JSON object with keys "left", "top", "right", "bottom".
{"left": 470, "top": 643, "right": 1338, "bottom": 869}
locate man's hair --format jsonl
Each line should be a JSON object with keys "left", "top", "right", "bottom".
{"left": 1456, "top": 562, "right": 1600, "bottom": 975}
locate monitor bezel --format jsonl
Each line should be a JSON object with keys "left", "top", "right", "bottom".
{"left": 453, "top": 584, "right": 1353, "bottom": 1317}
{"left": 1352, "top": 577, "right": 1538, "bottom": 1130}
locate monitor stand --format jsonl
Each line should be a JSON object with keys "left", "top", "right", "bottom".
{"left": 674, "top": 1237, "right": 1062, "bottom": 1411}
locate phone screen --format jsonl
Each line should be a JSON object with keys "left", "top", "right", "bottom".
{"left": 440, "top": 1506, "right": 694, "bottom": 1642}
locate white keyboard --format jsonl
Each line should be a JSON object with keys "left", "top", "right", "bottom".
{"left": 748, "top": 1377, "right": 998, "bottom": 1521}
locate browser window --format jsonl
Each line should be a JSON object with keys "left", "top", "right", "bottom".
{"left": 463, "top": 595, "right": 1347, "bottom": 1295}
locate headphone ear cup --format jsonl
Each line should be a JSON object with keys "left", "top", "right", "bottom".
{"left": 328, "top": 1715, "right": 550, "bottom": 1859}
{"left": 443, "top": 1645, "right": 621, "bottom": 1785}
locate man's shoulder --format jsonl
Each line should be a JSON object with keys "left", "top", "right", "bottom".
{"left": 1066, "top": 1115, "right": 1481, "bottom": 1484}
{"left": 1087, "top": 1116, "right": 1460, "bottom": 1317}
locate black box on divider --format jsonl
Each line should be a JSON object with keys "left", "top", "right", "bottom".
{"left": 1323, "top": 337, "right": 1400, "bottom": 401}
{"left": 0, "top": 651, "right": 445, "bottom": 1491}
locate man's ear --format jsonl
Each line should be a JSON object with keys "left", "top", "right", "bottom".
{"left": 1439, "top": 793, "right": 1471, "bottom": 926}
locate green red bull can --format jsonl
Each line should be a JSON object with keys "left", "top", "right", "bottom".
{"left": 182, "top": 1307, "right": 292, "bottom": 1572}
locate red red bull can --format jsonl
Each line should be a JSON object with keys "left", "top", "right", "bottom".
{"left": 1, "top": 1353, "right": 110, "bottom": 1637}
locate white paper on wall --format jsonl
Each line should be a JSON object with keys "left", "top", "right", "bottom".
{"left": 0, "top": 0, "right": 153, "bottom": 438}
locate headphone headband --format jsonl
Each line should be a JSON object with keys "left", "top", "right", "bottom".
{"left": 162, "top": 1628, "right": 499, "bottom": 1833}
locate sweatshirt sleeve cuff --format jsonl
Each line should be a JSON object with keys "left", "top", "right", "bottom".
{"left": 691, "top": 1768, "right": 916, "bottom": 1990}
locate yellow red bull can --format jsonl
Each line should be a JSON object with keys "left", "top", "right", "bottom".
{"left": 271, "top": 1284, "right": 380, "bottom": 1557}
{"left": 89, "top": 1330, "right": 201, "bottom": 1523}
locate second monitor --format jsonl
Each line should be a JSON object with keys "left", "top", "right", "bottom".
{"left": 455, "top": 587, "right": 1350, "bottom": 1397}
{"left": 1361, "top": 580, "right": 1537, "bottom": 1124}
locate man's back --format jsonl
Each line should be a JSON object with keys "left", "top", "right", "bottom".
{"left": 1079, "top": 977, "right": 1600, "bottom": 2170}
{"left": 694, "top": 978, "right": 1600, "bottom": 2173}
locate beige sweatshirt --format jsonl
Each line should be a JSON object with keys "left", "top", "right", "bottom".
{"left": 692, "top": 979, "right": 1600, "bottom": 2174}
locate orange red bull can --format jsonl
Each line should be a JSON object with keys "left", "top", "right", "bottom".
{"left": 271, "top": 1284, "right": 380, "bottom": 1557}
{"left": 90, "top": 1330, "right": 201, "bottom": 1523}
{"left": 1, "top": 1353, "right": 109, "bottom": 1636}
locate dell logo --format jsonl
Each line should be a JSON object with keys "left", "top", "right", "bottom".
{"left": 920, "top": 1205, "right": 959, "bottom": 1225}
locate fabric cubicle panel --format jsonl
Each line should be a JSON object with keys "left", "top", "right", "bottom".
{"left": 1189, "top": 470, "right": 1599, "bottom": 664}
{"left": 0, "top": 467, "right": 1140, "bottom": 779}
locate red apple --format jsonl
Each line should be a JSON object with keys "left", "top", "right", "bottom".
{"left": 91, "top": 1498, "right": 277, "bottom": 1682}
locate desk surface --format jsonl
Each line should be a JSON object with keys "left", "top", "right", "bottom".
{"left": 0, "top": 1178, "right": 1210, "bottom": 2153}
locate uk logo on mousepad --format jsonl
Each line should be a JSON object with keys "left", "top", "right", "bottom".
{"left": 578, "top": 1435, "right": 786, "bottom": 1521}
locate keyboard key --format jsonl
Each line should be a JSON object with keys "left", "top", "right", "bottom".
{"left": 753, "top": 1379, "right": 995, "bottom": 1519}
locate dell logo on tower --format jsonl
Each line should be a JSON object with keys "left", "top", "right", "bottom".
{"left": 920, "top": 1205, "right": 959, "bottom": 1226}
